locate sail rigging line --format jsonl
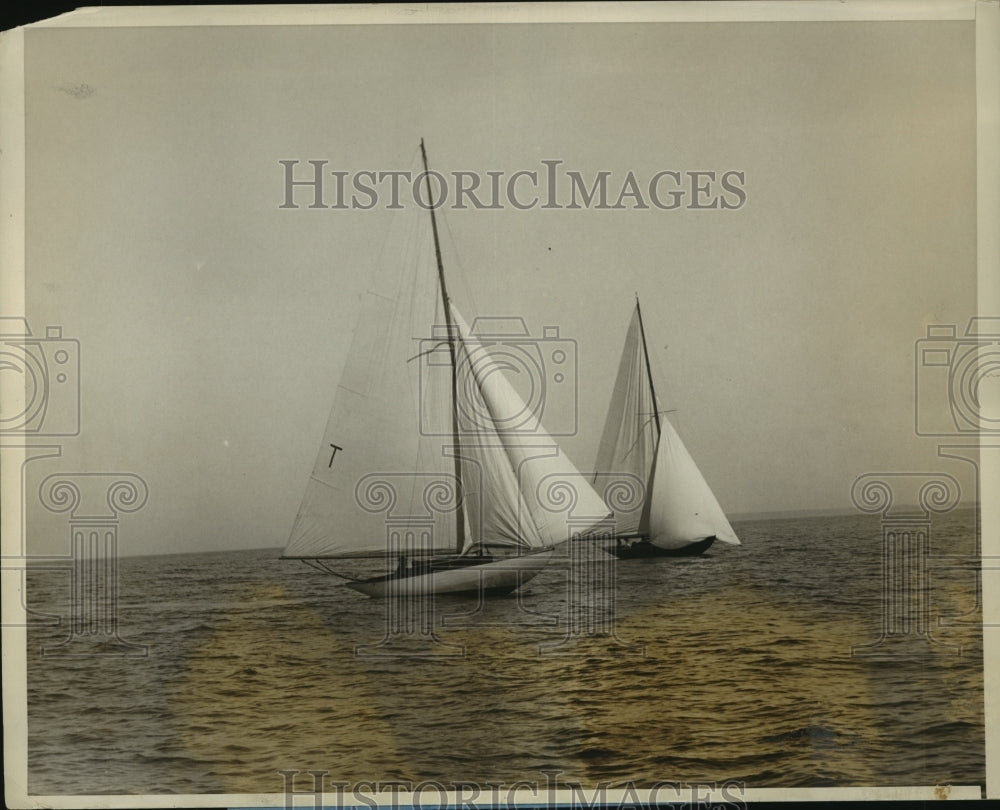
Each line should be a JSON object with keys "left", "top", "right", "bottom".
{"left": 635, "top": 296, "right": 661, "bottom": 436}
{"left": 302, "top": 559, "right": 367, "bottom": 581}
{"left": 407, "top": 340, "right": 452, "bottom": 364}
{"left": 421, "top": 138, "right": 465, "bottom": 553}
{"left": 633, "top": 299, "right": 662, "bottom": 537}
{"left": 637, "top": 424, "right": 659, "bottom": 537}
{"left": 634, "top": 302, "right": 689, "bottom": 539}
{"left": 435, "top": 189, "right": 482, "bottom": 336}
{"left": 619, "top": 413, "right": 660, "bottom": 463}
{"left": 395, "top": 195, "right": 435, "bottom": 560}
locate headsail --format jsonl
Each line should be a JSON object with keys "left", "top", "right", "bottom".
{"left": 451, "top": 313, "right": 544, "bottom": 551}
{"left": 646, "top": 416, "right": 740, "bottom": 548}
{"left": 452, "top": 306, "right": 610, "bottom": 548}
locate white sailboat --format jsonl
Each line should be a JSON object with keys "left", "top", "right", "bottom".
{"left": 281, "top": 142, "right": 609, "bottom": 596}
{"left": 592, "top": 298, "right": 740, "bottom": 558}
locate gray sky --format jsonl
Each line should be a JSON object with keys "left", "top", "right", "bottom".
{"left": 21, "top": 19, "right": 977, "bottom": 555}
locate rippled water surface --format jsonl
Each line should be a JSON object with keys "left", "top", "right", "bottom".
{"left": 26, "top": 511, "right": 983, "bottom": 794}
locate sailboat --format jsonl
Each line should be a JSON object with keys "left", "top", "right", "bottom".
{"left": 281, "top": 142, "right": 609, "bottom": 596}
{"left": 591, "top": 298, "right": 740, "bottom": 558}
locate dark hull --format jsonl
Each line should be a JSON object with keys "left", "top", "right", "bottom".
{"left": 609, "top": 536, "right": 716, "bottom": 559}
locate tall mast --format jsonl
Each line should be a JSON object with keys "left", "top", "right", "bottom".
{"left": 635, "top": 295, "right": 661, "bottom": 435}
{"left": 635, "top": 295, "right": 660, "bottom": 539}
{"left": 420, "top": 139, "right": 466, "bottom": 552}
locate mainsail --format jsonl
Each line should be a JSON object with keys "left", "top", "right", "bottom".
{"left": 593, "top": 300, "right": 740, "bottom": 551}
{"left": 592, "top": 305, "right": 659, "bottom": 536}
{"left": 283, "top": 194, "right": 457, "bottom": 559}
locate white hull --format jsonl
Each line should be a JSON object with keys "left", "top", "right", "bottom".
{"left": 344, "top": 550, "right": 554, "bottom": 598}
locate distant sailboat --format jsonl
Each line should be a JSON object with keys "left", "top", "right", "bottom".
{"left": 592, "top": 298, "right": 740, "bottom": 558}
{"left": 281, "top": 142, "right": 609, "bottom": 596}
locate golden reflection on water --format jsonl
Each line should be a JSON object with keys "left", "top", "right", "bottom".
{"left": 172, "top": 577, "right": 980, "bottom": 791}
{"left": 172, "top": 584, "right": 414, "bottom": 792}
{"left": 617, "top": 586, "right": 880, "bottom": 784}
{"left": 439, "top": 586, "right": 884, "bottom": 786}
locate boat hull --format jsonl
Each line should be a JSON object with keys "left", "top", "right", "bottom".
{"left": 344, "top": 550, "right": 554, "bottom": 598}
{"left": 609, "top": 536, "right": 716, "bottom": 559}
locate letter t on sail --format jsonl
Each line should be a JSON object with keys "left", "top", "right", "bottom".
{"left": 327, "top": 444, "right": 343, "bottom": 467}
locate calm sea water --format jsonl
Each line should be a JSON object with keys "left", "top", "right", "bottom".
{"left": 25, "top": 511, "right": 983, "bottom": 795}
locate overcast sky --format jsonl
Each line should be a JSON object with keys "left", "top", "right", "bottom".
{"left": 19, "top": 16, "right": 977, "bottom": 555}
